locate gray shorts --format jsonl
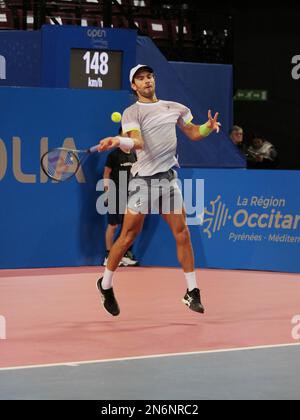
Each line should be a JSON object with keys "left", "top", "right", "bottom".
{"left": 127, "top": 169, "right": 183, "bottom": 214}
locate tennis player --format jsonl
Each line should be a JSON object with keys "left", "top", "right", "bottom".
{"left": 97, "top": 64, "right": 220, "bottom": 316}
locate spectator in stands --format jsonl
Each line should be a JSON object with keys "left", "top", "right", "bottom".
{"left": 229, "top": 125, "right": 246, "bottom": 155}
{"left": 247, "top": 136, "right": 279, "bottom": 169}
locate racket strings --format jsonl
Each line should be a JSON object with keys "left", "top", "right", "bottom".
{"left": 44, "top": 150, "right": 80, "bottom": 181}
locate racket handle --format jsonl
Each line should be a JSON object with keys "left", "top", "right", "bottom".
{"left": 89, "top": 144, "right": 100, "bottom": 153}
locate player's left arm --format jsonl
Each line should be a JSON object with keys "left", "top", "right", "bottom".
{"left": 179, "top": 110, "right": 221, "bottom": 141}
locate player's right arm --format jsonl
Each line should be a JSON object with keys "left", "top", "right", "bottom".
{"left": 98, "top": 106, "right": 143, "bottom": 151}
{"left": 98, "top": 131, "right": 144, "bottom": 151}
{"left": 121, "top": 106, "right": 144, "bottom": 150}
{"left": 126, "top": 130, "right": 144, "bottom": 150}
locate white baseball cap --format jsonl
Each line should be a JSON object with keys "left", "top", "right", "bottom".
{"left": 129, "top": 64, "right": 154, "bottom": 84}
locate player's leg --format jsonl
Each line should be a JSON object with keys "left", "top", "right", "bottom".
{"left": 107, "top": 211, "right": 145, "bottom": 271}
{"left": 98, "top": 174, "right": 149, "bottom": 316}
{"left": 105, "top": 224, "right": 118, "bottom": 250}
{"left": 162, "top": 209, "right": 204, "bottom": 314}
{"left": 159, "top": 169, "right": 204, "bottom": 313}
{"left": 114, "top": 184, "right": 140, "bottom": 266}
{"left": 162, "top": 209, "right": 194, "bottom": 272}
{"left": 103, "top": 223, "right": 118, "bottom": 266}
{"left": 97, "top": 210, "right": 145, "bottom": 316}
{"left": 104, "top": 188, "right": 123, "bottom": 266}
{"left": 112, "top": 215, "right": 139, "bottom": 267}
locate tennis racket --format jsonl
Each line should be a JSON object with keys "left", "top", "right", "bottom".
{"left": 41, "top": 144, "right": 99, "bottom": 182}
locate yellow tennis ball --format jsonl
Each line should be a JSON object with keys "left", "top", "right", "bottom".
{"left": 111, "top": 112, "right": 122, "bottom": 123}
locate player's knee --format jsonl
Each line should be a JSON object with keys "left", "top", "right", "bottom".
{"left": 120, "top": 229, "right": 138, "bottom": 248}
{"left": 175, "top": 226, "right": 190, "bottom": 245}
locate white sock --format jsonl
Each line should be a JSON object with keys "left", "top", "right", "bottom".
{"left": 184, "top": 272, "right": 198, "bottom": 291}
{"left": 102, "top": 268, "right": 114, "bottom": 290}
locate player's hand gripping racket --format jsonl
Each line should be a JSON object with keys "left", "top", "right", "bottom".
{"left": 41, "top": 144, "right": 99, "bottom": 182}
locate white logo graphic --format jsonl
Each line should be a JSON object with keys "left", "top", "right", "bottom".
{"left": 95, "top": 174, "right": 204, "bottom": 226}
{"left": 0, "top": 55, "right": 6, "bottom": 80}
{"left": 134, "top": 198, "right": 142, "bottom": 208}
{"left": 202, "top": 195, "right": 300, "bottom": 239}
{"left": 291, "top": 55, "right": 300, "bottom": 80}
{"left": 291, "top": 315, "right": 300, "bottom": 340}
{"left": 0, "top": 315, "right": 6, "bottom": 340}
{"left": 87, "top": 29, "right": 107, "bottom": 39}
{"left": 203, "top": 196, "right": 231, "bottom": 238}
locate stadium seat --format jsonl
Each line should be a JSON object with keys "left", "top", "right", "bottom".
{"left": 46, "top": 12, "right": 76, "bottom": 25}
{"left": 145, "top": 18, "right": 170, "bottom": 44}
{"left": 111, "top": 14, "right": 128, "bottom": 28}
{"left": 17, "top": 9, "right": 34, "bottom": 29}
{"left": 79, "top": 0, "right": 102, "bottom": 15}
{"left": 170, "top": 19, "right": 194, "bottom": 47}
{"left": 133, "top": 17, "right": 147, "bottom": 33}
{"left": 112, "top": 0, "right": 130, "bottom": 15}
{"left": 0, "top": 8, "right": 14, "bottom": 29}
{"left": 80, "top": 13, "right": 103, "bottom": 27}
{"left": 47, "top": 1, "right": 78, "bottom": 13}
{"left": 130, "top": 0, "right": 152, "bottom": 18}
{"left": 5, "top": 0, "right": 32, "bottom": 6}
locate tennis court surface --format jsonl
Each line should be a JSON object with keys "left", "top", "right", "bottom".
{"left": 0, "top": 267, "right": 300, "bottom": 400}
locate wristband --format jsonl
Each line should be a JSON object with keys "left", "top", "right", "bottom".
{"left": 199, "top": 123, "right": 213, "bottom": 138}
{"left": 118, "top": 136, "right": 135, "bottom": 150}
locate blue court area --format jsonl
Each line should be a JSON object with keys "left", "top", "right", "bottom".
{"left": 1, "top": 345, "right": 300, "bottom": 400}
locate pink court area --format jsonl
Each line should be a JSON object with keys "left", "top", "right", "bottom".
{"left": 0, "top": 267, "right": 300, "bottom": 368}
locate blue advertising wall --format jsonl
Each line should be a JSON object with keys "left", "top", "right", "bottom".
{"left": 0, "top": 31, "right": 41, "bottom": 87}
{"left": 0, "top": 87, "right": 130, "bottom": 268}
{"left": 135, "top": 169, "right": 300, "bottom": 273}
{"left": 1, "top": 87, "right": 299, "bottom": 273}
{"left": 0, "top": 26, "right": 136, "bottom": 90}
{"left": 41, "top": 25, "right": 136, "bottom": 90}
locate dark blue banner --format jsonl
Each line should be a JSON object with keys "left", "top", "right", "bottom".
{"left": 41, "top": 25, "right": 137, "bottom": 90}
{"left": 0, "top": 26, "right": 136, "bottom": 91}
{"left": 0, "top": 87, "right": 130, "bottom": 269}
{"left": 134, "top": 169, "right": 300, "bottom": 273}
{"left": 0, "top": 31, "right": 41, "bottom": 87}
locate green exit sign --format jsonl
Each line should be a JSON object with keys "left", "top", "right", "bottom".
{"left": 234, "top": 90, "right": 268, "bottom": 101}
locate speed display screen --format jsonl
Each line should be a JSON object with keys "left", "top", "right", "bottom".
{"left": 70, "top": 48, "right": 123, "bottom": 90}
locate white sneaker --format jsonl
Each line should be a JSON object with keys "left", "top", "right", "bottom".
{"left": 121, "top": 256, "right": 139, "bottom": 267}
{"left": 102, "top": 256, "right": 124, "bottom": 267}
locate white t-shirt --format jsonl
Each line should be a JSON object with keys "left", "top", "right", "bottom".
{"left": 122, "top": 100, "right": 193, "bottom": 176}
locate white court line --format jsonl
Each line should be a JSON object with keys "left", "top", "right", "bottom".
{"left": 0, "top": 342, "right": 300, "bottom": 372}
